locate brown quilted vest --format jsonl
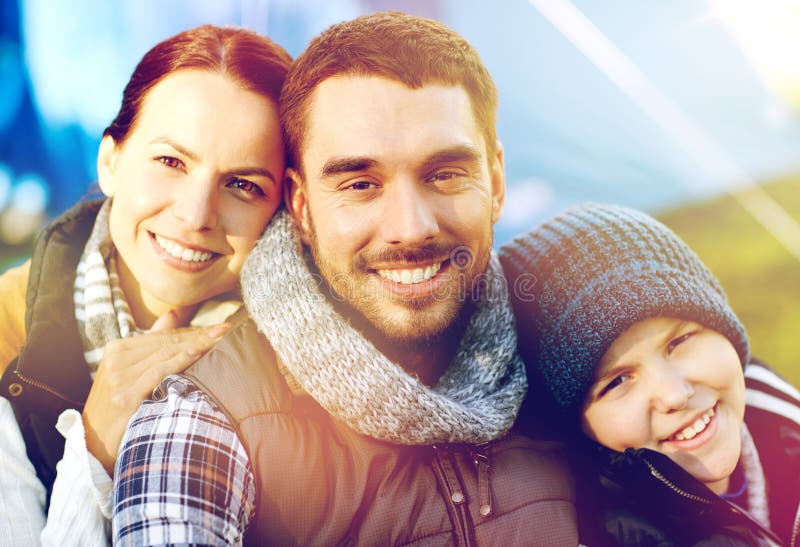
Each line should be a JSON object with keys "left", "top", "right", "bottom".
{"left": 185, "top": 315, "right": 578, "bottom": 546}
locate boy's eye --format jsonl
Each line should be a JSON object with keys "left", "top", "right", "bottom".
{"left": 597, "top": 373, "right": 630, "bottom": 398}
{"left": 667, "top": 331, "right": 695, "bottom": 354}
{"left": 227, "top": 178, "right": 264, "bottom": 197}
{"left": 157, "top": 156, "right": 185, "bottom": 170}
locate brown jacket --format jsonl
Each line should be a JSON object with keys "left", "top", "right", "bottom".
{"left": 186, "top": 316, "right": 578, "bottom": 546}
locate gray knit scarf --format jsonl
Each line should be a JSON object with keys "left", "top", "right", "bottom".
{"left": 241, "top": 210, "right": 527, "bottom": 445}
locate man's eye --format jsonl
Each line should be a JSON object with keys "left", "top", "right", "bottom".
{"left": 347, "top": 181, "right": 375, "bottom": 191}
{"left": 157, "top": 156, "right": 184, "bottom": 170}
{"left": 228, "top": 178, "right": 264, "bottom": 196}
{"left": 427, "top": 171, "right": 460, "bottom": 183}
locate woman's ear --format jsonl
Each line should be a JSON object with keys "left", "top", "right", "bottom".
{"left": 96, "top": 135, "right": 120, "bottom": 197}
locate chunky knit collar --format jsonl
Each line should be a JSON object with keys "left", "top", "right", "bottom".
{"left": 241, "top": 210, "right": 527, "bottom": 445}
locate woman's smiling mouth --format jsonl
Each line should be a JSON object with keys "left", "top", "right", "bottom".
{"left": 152, "top": 233, "right": 215, "bottom": 263}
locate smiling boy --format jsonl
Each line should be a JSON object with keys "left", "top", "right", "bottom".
{"left": 501, "top": 202, "right": 800, "bottom": 546}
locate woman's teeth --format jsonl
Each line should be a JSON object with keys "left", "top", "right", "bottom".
{"left": 672, "top": 407, "right": 715, "bottom": 441}
{"left": 155, "top": 234, "right": 213, "bottom": 263}
{"left": 377, "top": 263, "right": 441, "bottom": 284}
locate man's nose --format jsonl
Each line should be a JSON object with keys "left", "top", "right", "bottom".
{"left": 379, "top": 180, "right": 439, "bottom": 246}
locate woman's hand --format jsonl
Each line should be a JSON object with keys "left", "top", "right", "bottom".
{"left": 81, "top": 311, "right": 231, "bottom": 474}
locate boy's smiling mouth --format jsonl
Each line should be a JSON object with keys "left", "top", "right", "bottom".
{"left": 664, "top": 405, "right": 716, "bottom": 442}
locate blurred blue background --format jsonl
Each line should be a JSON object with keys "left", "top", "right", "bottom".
{"left": 2, "top": 0, "right": 800, "bottom": 264}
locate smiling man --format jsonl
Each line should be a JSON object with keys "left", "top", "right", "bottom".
{"left": 112, "top": 12, "right": 577, "bottom": 545}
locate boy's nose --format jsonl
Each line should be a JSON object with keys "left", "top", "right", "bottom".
{"left": 652, "top": 367, "right": 694, "bottom": 413}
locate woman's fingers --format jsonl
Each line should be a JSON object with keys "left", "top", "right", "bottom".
{"left": 84, "top": 321, "right": 232, "bottom": 473}
{"left": 101, "top": 322, "right": 230, "bottom": 364}
{"left": 148, "top": 310, "right": 181, "bottom": 332}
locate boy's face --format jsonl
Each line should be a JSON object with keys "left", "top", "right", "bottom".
{"left": 581, "top": 317, "right": 746, "bottom": 494}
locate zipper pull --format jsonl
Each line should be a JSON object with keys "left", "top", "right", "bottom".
{"left": 472, "top": 442, "right": 492, "bottom": 517}
{"left": 434, "top": 445, "right": 467, "bottom": 505}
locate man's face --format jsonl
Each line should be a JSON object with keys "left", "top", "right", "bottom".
{"left": 290, "top": 75, "right": 504, "bottom": 344}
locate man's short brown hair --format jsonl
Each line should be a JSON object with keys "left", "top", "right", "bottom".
{"left": 280, "top": 11, "right": 499, "bottom": 174}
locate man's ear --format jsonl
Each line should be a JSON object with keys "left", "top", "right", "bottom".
{"left": 96, "top": 135, "right": 120, "bottom": 198}
{"left": 490, "top": 140, "right": 506, "bottom": 225}
{"left": 285, "top": 167, "right": 311, "bottom": 243}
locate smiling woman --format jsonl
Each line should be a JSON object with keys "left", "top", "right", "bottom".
{"left": 0, "top": 25, "right": 291, "bottom": 546}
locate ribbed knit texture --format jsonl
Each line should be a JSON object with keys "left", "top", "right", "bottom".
{"left": 499, "top": 203, "right": 749, "bottom": 414}
{"left": 241, "top": 210, "right": 527, "bottom": 445}
{"left": 74, "top": 200, "right": 137, "bottom": 376}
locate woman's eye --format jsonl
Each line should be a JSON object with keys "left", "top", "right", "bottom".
{"left": 228, "top": 178, "right": 264, "bottom": 196}
{"left": 667, "top": 331, "right": 695, "bottom": 354}
{"left": 157, "top": 156, "right": 184, "bottom": 170}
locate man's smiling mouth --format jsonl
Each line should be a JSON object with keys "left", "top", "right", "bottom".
{"left": 376, "top": 262, "right": 443, "bottom": 285}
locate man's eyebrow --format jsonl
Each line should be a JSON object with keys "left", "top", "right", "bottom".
{"left": 320, "top": 157, "right": 378, "bottom": 178}
{"left": 421, "top": 145, "right": 483, "bottom": 169}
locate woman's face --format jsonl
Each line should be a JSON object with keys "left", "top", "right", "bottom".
{"left": 97, "top": 69, "right": 284, "bottom": 325}
{"left": 581, "top": 317, "right": 746, "bottom": 494}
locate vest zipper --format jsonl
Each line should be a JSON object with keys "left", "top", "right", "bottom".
{"left": 432, "top": 445, "right": 476, "bottom": 547}
{"left": 791, "top": 501, "right": 800, "bottom": 547}
{"left": 13, "top": 371, "right": 85, "bottom": 409}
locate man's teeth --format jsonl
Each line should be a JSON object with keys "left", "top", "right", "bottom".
{"left": 673, "top": 407, "right": 715, "bottom": 441}
{"left": 377, "top": 263, "right": 441, "bottom": 284}
{"left": 154, "top": 234, "right": 213, "bottom": 263}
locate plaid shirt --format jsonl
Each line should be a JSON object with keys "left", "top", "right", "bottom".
{"left": 112, "top": 375, "right": 255, "bottom": 546}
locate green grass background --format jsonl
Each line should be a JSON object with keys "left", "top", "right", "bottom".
{"left": 659, "top": 176, "right": 800, "bottom": 388}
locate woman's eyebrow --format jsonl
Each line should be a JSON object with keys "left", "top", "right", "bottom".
{"left": 148, "top": 137, "right": 198, "bottom": 162}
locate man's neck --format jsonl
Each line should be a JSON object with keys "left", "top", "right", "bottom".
{"left": 373, "top": 329, "right": 464, "bottom": 386}
{"left": 327, "top": 293, "right": 472, "bottom": 387}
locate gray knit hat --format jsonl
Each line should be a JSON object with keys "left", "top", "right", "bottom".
{"left": 499, "top": 203, "right": 749, "bottom": 416}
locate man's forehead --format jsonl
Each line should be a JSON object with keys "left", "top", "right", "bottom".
{"left": 300, "top": 75, "right": 484, "bottom": 171}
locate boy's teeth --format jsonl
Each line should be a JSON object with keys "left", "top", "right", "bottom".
{"left": 672, "top": 407, "right": 716, "bottom": 441}
{"left": 377, "top": 263, "right": 441, "bottom": 284}
{"left": 155, "top": 234, "right": 213, "bottom": 263}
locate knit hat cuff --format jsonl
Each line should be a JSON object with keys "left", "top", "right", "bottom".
{"left": 538, "top": 266, "right": 749, "bottom": 413}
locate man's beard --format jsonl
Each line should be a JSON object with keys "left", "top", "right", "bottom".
{"left": 303, "top": 212, "right": 491, "bottom": 352}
